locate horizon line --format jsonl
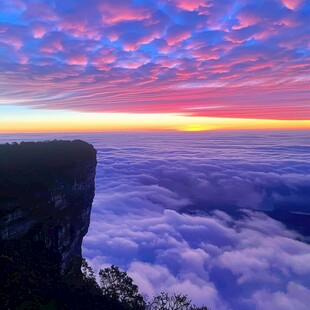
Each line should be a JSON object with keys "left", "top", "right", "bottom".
{"left": 1, "top": 128, "right": 310, "bottom": 135}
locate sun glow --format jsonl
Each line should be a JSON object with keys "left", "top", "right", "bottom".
{"left": 0, "top": 106, "right": 309, "bottom": 133}
{"left": 180, "top": 124, "right": 214, "bottom": 132}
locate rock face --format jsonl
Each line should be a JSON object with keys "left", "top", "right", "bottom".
{"left": 0, "top": 140, "right": 97, "bottom": 275}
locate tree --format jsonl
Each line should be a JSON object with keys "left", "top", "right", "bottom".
{"left": 81, "top": 258, "right": 100, "bottom": 292}
{"left": 190, "top": 306, "right": 209, "bottom": 310}
{"left": 147, "top": 292, "right": 209, "bottom": 310}
{"left": 99, "top": 265, "right": 146, "bottom": 309}
{"left": 148, "top": 292, "right": 190, "bottom": 310}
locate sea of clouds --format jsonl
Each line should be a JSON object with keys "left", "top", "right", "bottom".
{"left": 2, "top": 131, "right": 310, "bottom": 309}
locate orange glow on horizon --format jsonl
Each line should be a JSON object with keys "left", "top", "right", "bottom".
{"left": 181, "top": 124, "right": 215, "bottom": 132}
{"left": 0, "top": 108, "right": 309, "bottom": 134}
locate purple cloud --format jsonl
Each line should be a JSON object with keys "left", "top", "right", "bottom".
{"left": 78, "top": 131, "right": 310, "bottom": 309}
{"left": 1, "top": 131, "right": 309, "bottom": 309}
{"left": 0, "top": 0, "right": 309, "bottom": 119}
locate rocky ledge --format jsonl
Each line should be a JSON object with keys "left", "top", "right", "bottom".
{"left": 0, "top": 140, "right": 97, "bottom": 275}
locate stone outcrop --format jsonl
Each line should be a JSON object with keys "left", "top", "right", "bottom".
{"left": 0, "top": 140, "right": 97, "bottom": 275}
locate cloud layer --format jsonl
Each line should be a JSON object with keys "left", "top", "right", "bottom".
{"left": 1, "top": 0, "right": 310, "bottom": 119}
{"left": 1, "top": 131, "right": 310, "bottom": 309}
{"left": 78, "top": 131, "right": 310, "bottom": 310}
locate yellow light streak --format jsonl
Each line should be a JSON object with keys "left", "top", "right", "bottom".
{"left": 0, "top": 107, "right": 309, "bottom": 133}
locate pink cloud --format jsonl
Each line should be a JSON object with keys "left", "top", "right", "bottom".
{"left": 116, "top": 54, "right": 150, "bottom": 69}
{"left": 155, "top": 57, "right": 184, "bottom": 68}
{"left": 0, "top": 0, "right": 309, "bottom": 121}
{"left": 17, "top": 52, "right": 29, "bottom": 64}
{"left": 41, "top": 39, "right": 63, "bottom": 54}
{"left": 91, "top": 48, "right": 116, "bottom": 70}
{"left": 276, "top": 16, "right": 301, "bottom": 27}
{"left": 157, "top": 40, "right": 179, "bottom": 54}
{"left": 281, "top": 0, "right": 303, "bottom": 10}
{"left": 98, "top": 0, "right": 151, "bottom": 25}
{"left": 190, "top": 48, "right": 220, "bottom": 61}
{"left": 58, "top": 20, "right": 87, "bottom": 38}
{"left": 0, "top": 36, "right": 23, "bottom": 50}
{"left": 32, "top": 23, "right": 47, "bottom": 39}
{"left": 174, "top": 0, "right": 206, "bottom": 11}
{"left": 67, "top": 54, "right": 88, "bottom": 66}
{"left": 165, "top": 26, "right": 191, "bottom": 46}
{"left": 123, "top": 32, "right": 160, "bottom": 51}
{"left": 233, "top": 12, "right": 260, "bottom": 30}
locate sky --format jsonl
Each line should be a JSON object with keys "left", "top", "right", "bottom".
{"left": 0, "top": 0, "right": 310, "bottom": 132}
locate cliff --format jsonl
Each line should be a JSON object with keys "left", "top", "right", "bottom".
{"left": 0, "top": 140, "right": 97, "bottom": 275}
{"left": 0, "top": 141, "right": 129, "bottom": 309}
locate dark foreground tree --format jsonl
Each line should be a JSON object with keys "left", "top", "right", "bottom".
{"left": 84, "top": 261, "right": 210, "bottom": 310}
{"left": 81, "top": 258, "right": 101, "bottom": 293}
{"left": 148, "top": 292, "right": 209, "bottom": 310}
{"left": 99, "top": 265, "right": 146, "bottom": 309}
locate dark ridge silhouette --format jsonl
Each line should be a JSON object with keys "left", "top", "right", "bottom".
{"left": 0, "top": 140, "right": 125, "bottom": 309}
{"left": 0, "top": 140, "right": 97, "bottom": 275}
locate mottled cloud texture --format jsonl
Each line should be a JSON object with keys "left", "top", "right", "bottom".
{"left": 79, "top": 131, "right": 310, "bottom": 310}
{"left": 1, "top": 131, "right": 310, "bottom": 309}
{"left": 1, "top": 0, "right": 310, "bottom": 119}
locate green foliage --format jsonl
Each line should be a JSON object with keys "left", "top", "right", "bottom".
{"left": 99, "top": 265, "right": 146, "bottom": 309}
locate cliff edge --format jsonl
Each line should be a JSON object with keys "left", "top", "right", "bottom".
{"left": 0, "top": 141, "right": 127, "bottom": 309}
{"left": 0, "top": 140, "right": 97, "bottom": 275}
